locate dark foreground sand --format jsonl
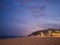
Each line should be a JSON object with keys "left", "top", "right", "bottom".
{"left": 0, "top": 37, "right": 60, "bottom": 45}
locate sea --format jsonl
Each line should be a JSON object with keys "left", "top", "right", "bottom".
{"left": 0, "top": 36, "right": 26, "bottom": 39}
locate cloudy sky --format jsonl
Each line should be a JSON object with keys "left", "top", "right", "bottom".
{"left": 0, "top": 0, "right": 60, "bottom": 36}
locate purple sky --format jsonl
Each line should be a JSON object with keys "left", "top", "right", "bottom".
{"left": 1, "top": 0, "right": 60, "bottom": 36}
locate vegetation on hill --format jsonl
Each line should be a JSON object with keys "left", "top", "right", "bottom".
{"left": 28, "top": 28, "right": 60, "bottom": 37}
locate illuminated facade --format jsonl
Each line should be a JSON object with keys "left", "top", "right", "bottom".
{"left": 37, "top": 30, "right": 60, "bottom": 37}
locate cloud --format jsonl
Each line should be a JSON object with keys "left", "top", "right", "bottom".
{"left": 43, "top": 24, "right": 60, "bottom": 29}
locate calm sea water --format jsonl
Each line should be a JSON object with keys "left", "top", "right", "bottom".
{"left": 0, "top": 36, "right": 25, "bottom": 39}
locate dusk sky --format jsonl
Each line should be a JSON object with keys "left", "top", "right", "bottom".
{"left": 0, "top": 0, "right": 60, "bottom": 36}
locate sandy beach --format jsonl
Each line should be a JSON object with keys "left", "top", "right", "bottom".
{"left": 0, "top": 37, "right": 60, "bottom": 45}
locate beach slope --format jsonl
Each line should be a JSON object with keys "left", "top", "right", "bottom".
{"left": 0, "top": 37, "right": 60, "bottom": 45}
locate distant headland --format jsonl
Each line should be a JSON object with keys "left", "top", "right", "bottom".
{"left": 28, "top": 28, "right": 60, "bottom": 37}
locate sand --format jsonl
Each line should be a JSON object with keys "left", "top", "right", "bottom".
{"left": 0, "top": 36, "right": 60, "bottom": 45}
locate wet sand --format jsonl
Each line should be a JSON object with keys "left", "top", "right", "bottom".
{"left": 0, "top": 37, "right": 60, "bottom": 45}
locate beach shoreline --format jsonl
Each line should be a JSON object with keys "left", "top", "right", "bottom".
{"left": 0, "top": 37, "right": 60, "bottom": 45}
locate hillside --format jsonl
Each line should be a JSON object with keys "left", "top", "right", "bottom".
{"left": 28, "top": 28, "right": 60, "bottom": 37}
